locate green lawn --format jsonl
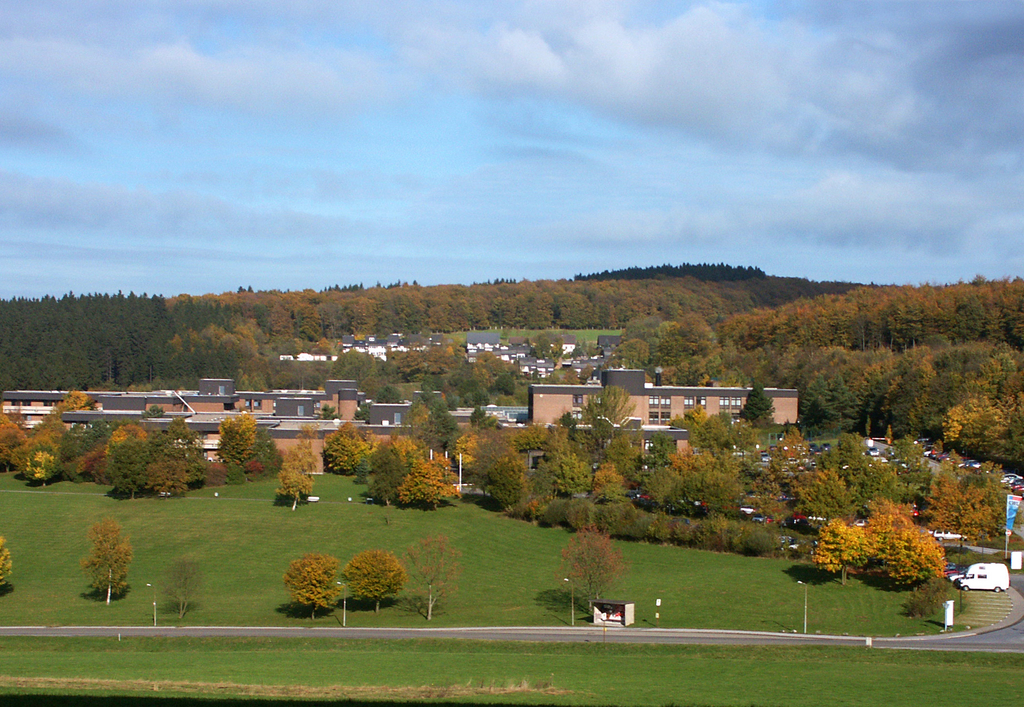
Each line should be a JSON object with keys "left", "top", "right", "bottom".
{"left": 0, "top": 472, "right": 949, "bottom": 635}
{"left": 0, "top": 637, "right": 1021, "bottom": 706}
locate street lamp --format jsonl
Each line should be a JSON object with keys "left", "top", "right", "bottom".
{"left": 797, "top": 581, "right": 808, "bottom": 634}
{"left": 337, "top": 581, "right": 347, "bottom": 627}
{"left": 145, "top": 583, "right": 156, "bottom": 627}
{"left": 563, "top": 578, "right": 574, "bottom": 626}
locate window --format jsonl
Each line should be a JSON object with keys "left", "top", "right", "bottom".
{"left": 218, "top": 385, "right": 226, "bottom": 395}
{"left": 649, "top": 395, "right": 658, "bottom": 406}
{"left": 394, "top": 412, "right": 402, "bottom": 425}
{"left": 684, "top": 396, "right": 694, "bottom": 407}
{"left": 573, "top": 394, "right": 584, "bottom": 406}
{"left": 297, "top": 405, "right": 305, "bottom": 416}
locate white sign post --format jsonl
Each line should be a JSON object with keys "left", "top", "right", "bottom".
{"left": 943, "top": 600, "right": 955, "bottom": 632}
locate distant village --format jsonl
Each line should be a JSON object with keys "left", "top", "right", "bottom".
{"left": 279, "top": 331, "right": 621, "bottom": 380}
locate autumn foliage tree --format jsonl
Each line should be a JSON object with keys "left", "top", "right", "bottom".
{"left": 405, "top": 535, "right": 461, "bottom": 621}
{"left": 80, "top": 518, "right": 133, "bottom": 604}
{"left": 867, "top": 501, "right": 946, "bottom": 586}
{"left": 323, "top": 423, "right": 374, "bottom": 475}
{"left": 283, "top": 553, "right": 342, "bottom": 619}
{"left": 343, "top": 549, "right": 407, "bottom": 613}
{"left": 398, "top": 457, "right": 460, "bottom": 508}
{"left": 561, "top": 526, "right": 626, "bottom": 604}
{"left": 0, "top": 535, "right": 11, "bottom": 587}
{"left": 813, "top": 520, "right": 869, "bottom": 585}
{"left": 926, "top": 470, "right": 1002, "bottom": 543}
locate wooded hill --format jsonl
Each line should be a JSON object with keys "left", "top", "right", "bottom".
{"left": 0, "top": 271, "right": 854, "bottom": 391}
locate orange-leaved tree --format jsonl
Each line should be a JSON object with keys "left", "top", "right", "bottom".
{"left": 867, "top": 500, "right": 945, "bottom": 586}
{"left": 398, "top": 457, "right": 459, "bottom": 509}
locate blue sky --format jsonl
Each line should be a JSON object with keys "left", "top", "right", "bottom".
{"left": 2, "top": 1, "right": 1023, "bottom": 297}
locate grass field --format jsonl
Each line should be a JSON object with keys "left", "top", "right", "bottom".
{"left": 0, "top": 637, "right": 1022, "bottom": 706}
{"left": 0, "top": 472, "right": 955, "bottom": 636}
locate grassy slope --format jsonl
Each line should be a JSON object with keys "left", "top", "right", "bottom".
{"left": 0, "top": 473, "right": 948, "bottom": 635}
{"left": 0, "top": 638, "right": 1022, "bottom": 706}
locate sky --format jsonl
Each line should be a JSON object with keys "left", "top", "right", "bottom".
{"left": 1, "top": 1, "right": 1023, "bottom": 298}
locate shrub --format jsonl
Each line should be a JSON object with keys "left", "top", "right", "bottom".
{"left": 244, "top": 460, "right": 267, "bottom": 480}
{"left": 739, "top": 526, "right": 778, "bottom": 557}
{"left": 205, "top": 463, "right": 228, "bottom": 488}
{"left": 225, "top": 464, "right": 247, "bottom": 486}
{"left": 693, "top": 516, "right": 743, "bottom": 553}
{"left": 540, "top": 498, "right": 570, "bottom": 527}
{"left": 903, "top": 577, "right": 951, "bottom": 618}
{"left": 565, "top": 498, "right": 596, "bottom": 530}
{"left": 595, "top": 502, "right": 638, "bottom": 536}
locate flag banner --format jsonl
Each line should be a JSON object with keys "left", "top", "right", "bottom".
{"left": 1007, "top": 494, "right": 1023, "bottom": 531}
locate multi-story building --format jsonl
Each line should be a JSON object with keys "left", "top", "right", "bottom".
{"left": 528, "top": 369, "right": 798, "bottom": 427}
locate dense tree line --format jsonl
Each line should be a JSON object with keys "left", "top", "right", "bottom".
{"left": 574, "top": 263, "right": 768, "bottom": 282}
{"left": 0, "top": 293, "right": 238, "bottom": 390}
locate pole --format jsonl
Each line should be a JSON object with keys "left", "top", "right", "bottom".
{"left": 338, "top": 582, "right": 346, "bottom": 627}
{"left": 803, "top": 584, "right": 808, "bottom": 635}
{"left": 564, "top": 578, "right": 574, "bottom": 626}
{"left": 146, "top": 583, "right": 156, "bottom": 627}
{"left": 797, "top": 581, "right": 807, "bottom": 634}
{"left": 458, "top": 453, "right": 463, "bottom": 492}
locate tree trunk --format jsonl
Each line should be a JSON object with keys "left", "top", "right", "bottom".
{"left": 375, "top": 600, "right": 380, "bottom": 613}
{"left": 427, "top": 586, "right": 433, "bottom": 621}
{"left": 106, "top": 568, "right": 112, "bottom": 605}
{"left": 292, "top": 495, "right": 297, "bottom": 511}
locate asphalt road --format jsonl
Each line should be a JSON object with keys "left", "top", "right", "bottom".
{"left": 3, "top": 590, "right": 1022, "bottom": 653}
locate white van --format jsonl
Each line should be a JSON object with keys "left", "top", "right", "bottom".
{"left": 956, "top": 563, "right": 1010, "bottom": 592}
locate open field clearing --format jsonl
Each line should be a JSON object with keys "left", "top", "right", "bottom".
{"left": 0, "top": 472, "right": 948, "bottom": 636}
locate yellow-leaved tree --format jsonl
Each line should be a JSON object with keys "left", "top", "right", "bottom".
{"left": 813, "top": 520, "right": 869, "bottom": 585}
{"left": 322, "top": 422, "right": 374, "bottom": 475}
{"left": 344, "top": 549, "right": 407, "bottom": 613}
{"left": 80, "top": 518, "right": 133, "bottom": 604}
{"left": 218, "top": 414, "right": 257, "bottom": 468}
{"left": 0, "top": 535, "right": 11, "bottom": 587}
{"left": 282, "top": 553, "right": 342, "bottom": 619}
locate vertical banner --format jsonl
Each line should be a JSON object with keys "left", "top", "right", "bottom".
{"left": 1007, "top": 494, "right": 1023, "bottom": 531}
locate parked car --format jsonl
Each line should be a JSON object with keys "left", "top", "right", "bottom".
{"left": 931, "top": 529, "right": 963, "bottom": 541}
{"left": 944, "top": 562, "right": 965, "bottom": 581}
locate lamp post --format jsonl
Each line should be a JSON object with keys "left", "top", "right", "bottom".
{"left": 145, "top": 583, "right": 156, "bottom": 627}
{"left": 797, "top": 581, "right": 807, "bottom": 634}
{"left": 337, "top": 581, "right": 347, "bottom": 627}
{"left": 563, "top": 578, "right": 574, "bottom": 626}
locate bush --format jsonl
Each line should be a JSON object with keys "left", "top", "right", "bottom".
{"left": 693, "top": 516, "right": 743, "bottom": 553}
{"left": 565, "top": 499, "right": 596, "bottom": 530}
{"left": 739, "top": 527, "right": 778, "bottom": 557}
{"left": 540, "top": 498, "right": 570, "bottom": 527}
{"left": 903, "top": 577, "right": 951, "bottom": 618}
{"left": 205, "top": 463, "right": 227, "bottom": 487}
{"left": 595, "top": 502, "right": 637, "bottom": 536}
{"left": 244, "top": 460, "right": 268, "bottom": 481}
{"left": 225, "top": 464, "right": 247, "bottom": 486}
